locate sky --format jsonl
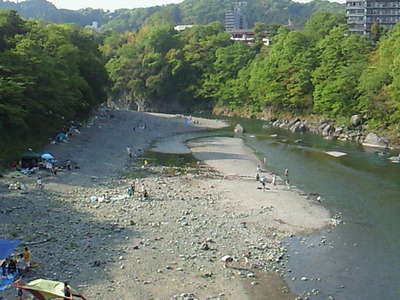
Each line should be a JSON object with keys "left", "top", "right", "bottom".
{"left": 8, "top": 0, "right": 345, "bottom": 11}
{"left": 8, "top": 0, "right": 185, "bottom": 11}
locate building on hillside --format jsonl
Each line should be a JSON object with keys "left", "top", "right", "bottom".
{"left": 85, "top": 21, "right": 100, "bottom": 31}
{"left": 225, "top": 6, "right": 248, "bottom": 31}
{"left": 228, "top": 29, "right": 270, "bottom": 46}
{"left": 347, "top": 0, "right": 400, "bottom": 35}
{"left": 174, "top": 24, "right": 194, "bottom": 31}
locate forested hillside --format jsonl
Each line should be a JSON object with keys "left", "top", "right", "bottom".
{"left": 1, "top": 5, "right": 400, "bottom": 165}
{"left": 0, "top": 0, "right": 110, "bottom": 27}
{"left": 0, "top": 9, "right": 109, "bottom": 164}
{"left": 0, "top": 0, "right": 344, "bottom": 33}
{"left": 102, "top": 12, "right": 399, "bottom": 143}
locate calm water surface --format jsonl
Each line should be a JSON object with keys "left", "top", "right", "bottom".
{"left": 213, "top": 116, "right": 400, "bottom": 299}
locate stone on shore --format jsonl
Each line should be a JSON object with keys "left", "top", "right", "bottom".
{"left": 234, "top": 123, "right": 244, "bottom": 133}
{"left": 362, "top": 132, "right": 388, "bottom": 149}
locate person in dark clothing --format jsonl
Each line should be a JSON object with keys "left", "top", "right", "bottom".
{"left": 64, "top": 282, "right": 72, "bottom": 298}
{"left": 1, "top": 260, "right": 7, "bottom": 276}
{"left": 8, "top": 258, "right": 17, "bottom": 274}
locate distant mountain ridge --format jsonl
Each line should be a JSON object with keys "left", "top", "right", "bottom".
{"left": 0, "top": 0, "right": 345, "bottom": 32}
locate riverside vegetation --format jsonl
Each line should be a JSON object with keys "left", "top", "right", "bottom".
{"left": 1, "top": 8, "right": 400, "bottom": 165}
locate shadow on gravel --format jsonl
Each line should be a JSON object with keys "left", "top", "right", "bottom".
{"left": 0, "top": 174, "right": 141, "bottom": 298}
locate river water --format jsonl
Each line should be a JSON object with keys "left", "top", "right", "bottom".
{"left": 211, "top": 116, "right": 400, "bottom": 299}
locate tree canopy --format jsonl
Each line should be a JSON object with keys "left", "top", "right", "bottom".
{"left": 0, "top": 9, "right": 109, "bottom": 164}
{"left": 101, "top": 11, "right": 399, "bottom": 139}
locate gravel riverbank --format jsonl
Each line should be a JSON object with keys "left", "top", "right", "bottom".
{"left": 1, "top": 110, "right": 332, "bottom": 300}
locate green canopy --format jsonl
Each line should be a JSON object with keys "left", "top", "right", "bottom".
{"left": 21, "top": 151, "right": 40, "bottom": 159}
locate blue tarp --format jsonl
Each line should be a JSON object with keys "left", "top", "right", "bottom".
{"left": 0, "top": 239, "right": 21, "bottom": 260}
{"left": 0, "top": 270, "right": 18, "bottom": 291}
{"left": 56, "top": 133, "right": 67, "bottom": 140}
{"left": 0, "top": 239, "right": 21, "bottom": 291}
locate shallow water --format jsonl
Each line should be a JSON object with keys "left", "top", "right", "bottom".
{"left": 147, "top": 115, "right": 399, "bottom": 299}
{"left": 142, "top": 151, "right": 199, "bottom": 167}
{"left": 216, "top": 116, "right": 400, "bottom": 299}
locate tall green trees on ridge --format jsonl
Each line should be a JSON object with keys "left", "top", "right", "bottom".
{"left": 103, "top": 11, "right": 399, "bottom": 138}
{"left": 357, "top": 23, "right": 400, "bottom": 128}
{"left": 312, "top": 24, "right": 370, "bottom": 116}
{"left": 3, "top": 7, "right": 400, "bottom": 166}
{"left": 0, "top": 10, "right": 109, "bottom": 164}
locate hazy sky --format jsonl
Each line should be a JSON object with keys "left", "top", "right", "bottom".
{"left": 9, "top": 0, "right": 345, "bottom": 11}
{"left": 9, "top": 0, "right": 185, "bottom": 11}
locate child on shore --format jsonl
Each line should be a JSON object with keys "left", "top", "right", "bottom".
{"left": 23, "top": 247, "right": 31, "bottom": 272}
{"left": 36, "top": 177, "right": 43, "bottom": 189}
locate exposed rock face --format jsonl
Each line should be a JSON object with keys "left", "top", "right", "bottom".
{"left": 362, "top": 133, "right": 388, "bottom": 149}
{"left": 234, "top": 123, "right": 244, "bottom": 133}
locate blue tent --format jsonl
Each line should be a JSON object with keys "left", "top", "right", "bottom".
{"left": 0, "top": 239, "right": 21, "bottom": 261}
{"left": 0, "top": 239, "right": 21, "bottom": 291}
{"left": 56, "top": 132, "right": 67, "bottom": 139}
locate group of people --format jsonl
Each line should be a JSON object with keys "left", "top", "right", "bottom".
{"left": 127, "top": 181, "right": 148, "bottom": 200}
{"left": 1, "top": 247, "right": 31, "bottom": 278}
{"left": 256, "top": 163, "right": 290, "bottom": 191}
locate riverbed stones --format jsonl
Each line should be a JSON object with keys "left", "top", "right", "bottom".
{"left": 388, "top": 153, "right": 400, "bottom": 163}
{"left": 267, "top": 116, "right": 395, "bottom": 148}
{"left": 350, "top": 114, "right": 363, "bottom": 127}
{"left": 362, "top": 132, "right": 388, "bottom": 148}
{"left": 322, "top": 124, "right": 335, "bottom": 136}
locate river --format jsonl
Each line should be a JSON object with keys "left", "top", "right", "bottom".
{"left": 213, "top": 116, "right": 400, "bottom": 299}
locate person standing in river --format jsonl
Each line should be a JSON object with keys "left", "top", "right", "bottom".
{"left": 260, "top": 175, "right": 266, "bottom": 191}
{"left": 126, "top": 146, "right": 132, "bottom": 158}
{"left": 271, "top": 172, "right": 277, "bottom": 189}
{"left": 66, "top": 160, "right": 72, "bottom": 171}
{"left": 284, "top": 168, "right": 290, "bottom": 188}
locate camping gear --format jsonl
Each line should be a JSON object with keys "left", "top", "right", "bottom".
{"left": 21, "top": 151, "right": 40, "bottom": 168}
{"left": 40, "top": 152, "right": 53, "bottom": 160}
{"left": 21, "top": 151, "right": 40, "bottom": 159}
{"left": 13, "top": 279, "right": 86, "bottom": 300}
{"left": 56, "top": 133, "right": 67, "bottom": 142}
{"left": 0, "top": 239, "right": 21, "bottom": 291}
{"left": 0, "top": 239, "right": 21, "bottom": 267}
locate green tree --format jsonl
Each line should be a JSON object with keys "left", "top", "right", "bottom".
{"left": 312, "top": 24, "right": 370, "bottom": 116}
{"left": 0, "top": 14, "right": 109, "bottom": 163}
{"left": 253, "top": 22, "right": 266, "bottom": 52}
{"left": 302, "top": 11, "right": 346, "bottom": 42}
{"left": 357, "top": 24, "right": 400, "bottom": 128}
{"left": 370, "top": 22, "right": 388, "bottom": 44}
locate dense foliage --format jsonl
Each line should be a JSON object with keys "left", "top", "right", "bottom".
{"left": 2, "top": 4, "right": 400, "bottom": 165}
{"left": 0, "top": 0, "right": 344, "bottom": 33}
{"left": 102, "top": 12, "right": 399, "bottom": 138}
{"left": 0, "top": 9, "right": 109, "bottom": 164}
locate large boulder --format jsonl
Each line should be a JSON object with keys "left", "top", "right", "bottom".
{"left": 322, "top": 124, "right": 335, "bottom": 136}
{"left": 333, "top": 126, "right": 344, "bottom": 138}
{"left": 388, "top": 153, "right": 400, "bottom": 163}
{"left": 350, "top": 114, "right": 362, "bottom": 127}
{"left": 362, "top": 133, "right": 387, "bottom": 148}
{"left": 290, "top": 121, "right": 307, "bottom": 133}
